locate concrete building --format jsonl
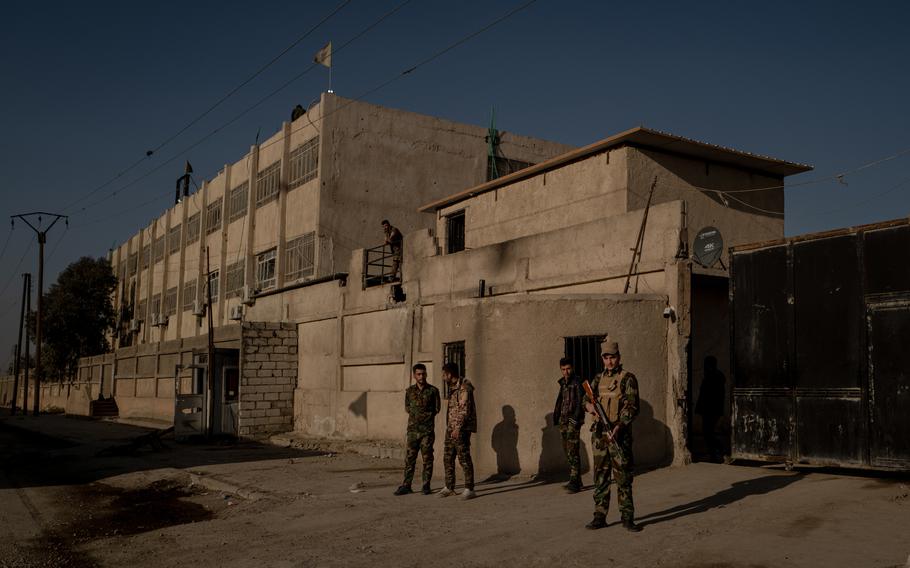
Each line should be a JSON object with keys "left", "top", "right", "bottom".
{"left": 5, "top": 107, "right": 812, "bottom": 476}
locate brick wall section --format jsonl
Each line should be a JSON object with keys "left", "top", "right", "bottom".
{"left": 239, "top": 322, "right": 298, "bottom": 438}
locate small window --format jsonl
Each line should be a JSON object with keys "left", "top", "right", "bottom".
{"left": 153, "top": 236, "right": 166, "bottom": 263}
{"left": 229, "top": 182, "right": 249, "bottom": 222}
{"left": 186, "top": 214, "right": 201, "bottom": 245}
{"left": 564, "top": 334, "right": 606, "bottom": 383}
{"left": 206, "top": 198, "right": 223, "bottom": 234}
{"left": 136, "top": 299, "right": 147, "bottom": 322}
{"left": 141, "top": 245, "right": 151, "bottom": 269}
{"left": 256, "top": 248, "right": 277, "bottom": 291}
{"left": 443, "top": 341, "right": 466, "bottom": 396}
{"left": 446, "top": 210, "right": 465, "bottom": 254}
{"left": 164, "top": 287, "right": 178, "bottom": 316}
{"left": 183, "top": 279, "right": 197, "bottom": 311}
{"left": 207, "top": 269, "right": 220, "bottom": 304}
{"left": 151, "top": 294, "right": 161, "bottom": 316}
{"left": 286, "top": 232, "right": 316, "bottom": 281}
{"left": 168, "top": 225, "right": 182, "bottom": 255}
{"left": 128, "top": 252, "right": 138, "bottom": 276}
{"left": 225, "top": 260, "right": 245, "bottom": 298}
{"left": 255, "top": 162, "right": 281, "bottom": 207}
{"left": 289, "top": 136, "right": 319, "bottom": 188}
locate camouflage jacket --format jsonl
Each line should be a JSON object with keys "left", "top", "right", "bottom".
{"left": 405, "top": 383, "right": 441, "bottom": 434}
{"left": 553, "top": 373, "right": 585, "bottom": 428}
{"left": 590, "top": 365, "right": 639, "bottom": 429}
{"left": 445, "top": 378, "right": 477, "bottom": 435}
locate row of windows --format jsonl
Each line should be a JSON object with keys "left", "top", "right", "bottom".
{"left": 119, "top": 136, "right": 320, "bottom": 273}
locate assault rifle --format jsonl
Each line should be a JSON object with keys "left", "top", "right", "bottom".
{"left": 582, "top": 380, "right": 615, "bottom": 444}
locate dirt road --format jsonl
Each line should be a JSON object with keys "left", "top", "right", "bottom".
{"left": 1, "top": 414, "right": 908, "bottom": 568}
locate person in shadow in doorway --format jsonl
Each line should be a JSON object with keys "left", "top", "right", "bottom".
{"left": 695, "top": 355, "right": 726, "bottom": 462}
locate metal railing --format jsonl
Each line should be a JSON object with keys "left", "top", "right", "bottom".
{"left": 363, "top": 243, "right": 400, "bottom": 288}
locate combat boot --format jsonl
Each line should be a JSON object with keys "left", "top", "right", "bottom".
{"left": 421, "top": 483, "right": 432, "bottom": 495}
{"left": 622, "top": 518, "right": 642, "bottom": 532}
{"left": 565, "top": 478, "right": 581, "bottom": 494}
{"left": 585, "top": 513, "right": 607, "bottom": 530}
{"left": 393, "top": 485, "right": 412, "bottom": 496}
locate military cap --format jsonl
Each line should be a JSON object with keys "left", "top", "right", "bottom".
{"left": 601, "top": 340, "right": 620, "bottom": 356}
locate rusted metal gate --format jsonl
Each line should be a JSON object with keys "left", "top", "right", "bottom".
{"left": 730, "top": 219, "right": 910, "bottom": 470}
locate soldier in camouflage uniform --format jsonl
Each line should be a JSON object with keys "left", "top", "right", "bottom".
{"left": 439, "top": 362, "right": 477, "bottom": 500}
{"left": 395, "top": 363, "right": 441, "bottom": 496}
{"left": 584, "top": 340, "right": 642, "bottom": 532}
{"left": 553, "top": 357, "right": 585, "bottom": 493}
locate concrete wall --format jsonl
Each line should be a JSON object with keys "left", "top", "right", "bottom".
{"left": 432, "top": 295, "right": 671, "bottom": 474}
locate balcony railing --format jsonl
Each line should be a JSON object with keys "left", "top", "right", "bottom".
{"left": 363, "top": 243, "right": 400, "bottom": 289}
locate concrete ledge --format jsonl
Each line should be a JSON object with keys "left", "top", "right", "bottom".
{"left": 269, "top": 432, "right": 405, "bottom": 461}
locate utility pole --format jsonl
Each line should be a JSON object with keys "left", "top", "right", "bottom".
{"left": 205, "top": 247, "right": 215, "bottom": 438}
{"left": 11, "top": 273, "right": 30, "bottom": 415}
{"left": 11, "top": 212, "right": 68, "bottom": 415}
{"left": 23, "top": 275, "right": 31, "bottom": 413}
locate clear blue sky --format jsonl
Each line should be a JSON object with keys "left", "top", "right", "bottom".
{"left": 1, "top": 0, "right": 909, "bottom": 356}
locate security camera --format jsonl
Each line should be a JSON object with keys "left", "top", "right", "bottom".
{"left": 662, "top": 306, "right": 676, "bottom": 319}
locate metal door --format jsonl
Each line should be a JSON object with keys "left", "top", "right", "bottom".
{"left": 867, "top": 301, "right": 910, "bottom": 468}
{"left": 174, "top": 354, "right": 206, "bottom": 440}
{"left": 212, "top": 352, "right": 239, "bottom": 437}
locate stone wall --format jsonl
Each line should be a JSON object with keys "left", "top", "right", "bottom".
{"left": 239, "top": 322, "right": 298, "bottom": 438}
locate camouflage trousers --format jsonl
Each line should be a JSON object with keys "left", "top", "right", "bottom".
{"left": 560, "top": 425, "right": 581, "bottom": 483}
{"left": 403, "top": 430, "right": 435, "bottom": 487}
{"left": 443, "top": 430, "right": 474, "bottom": 490}
{"left": 591, "top": 431, "right": 634, "bottom": 519}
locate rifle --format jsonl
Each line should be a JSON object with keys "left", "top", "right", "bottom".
{"left": 582, "top": 380, "right": 615, "bottom": 444}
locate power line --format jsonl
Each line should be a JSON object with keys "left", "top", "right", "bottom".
{"left": 68, "top": 0, "right": 414, "bottom": 223}
{"left": 60, "top": 0, "right": 352, "bottom": 214}
{"left": 0, "top": 226, "right": 13, "bottom": 265}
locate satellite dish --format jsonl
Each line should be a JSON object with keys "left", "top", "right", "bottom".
{"left": 693, "top": 226, "right": 724, "bottom": 267}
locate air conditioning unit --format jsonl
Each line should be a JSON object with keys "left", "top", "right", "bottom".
{"left": 229, "top": 305, "right": 244, "bottom": 321}
{"left": 192, "top": 300, "right": 206, "bottom": 317}
{"left": 240, "top": 285, "right": 255, "bottom": 306}
{"left": 153, "top": 313, "right": 168, "bottom": 327}
{"left": 129, "top": 319, "right": 141, "bottom": 333}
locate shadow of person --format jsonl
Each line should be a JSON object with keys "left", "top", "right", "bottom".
{"left": 637, "top": 472, "right": 806, "bottom": 527}
{"left": 535, "top": 412, "right": 570, "bottom": 482}
{"left": 632, "top": 398, "right": 674, "bottom": 470}
{"left": 485, "top": 405, "right": 520, "bottom": 482}
{"left": 694, "top": 355, "right": 726, "bottom": 462}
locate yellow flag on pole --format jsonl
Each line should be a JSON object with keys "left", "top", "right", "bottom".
{"left": 314, "top": 42, "right": 332, "bottom": 68}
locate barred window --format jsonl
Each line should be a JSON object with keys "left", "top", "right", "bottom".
{"left": 255, "top": 162, "right": 281, "bottom": 207}
{"left": 137, "top": 299, "right": 147, "bottom": 322}
{"left": 186, "top": 214, "right": 200, "bottom": 245}
{"left": 207, "top": 269, "right": 220, "bottom": 304}
{"left": 225, "top": 260, "right": 245, "bottom": 298}
{"left": 153, "top": 236, "right": 165, "bottom": 262}
{"left": 256, "top": 248, "right": 277, "bottom": 291}
{"left": 164, "top": 287, "right": 178, "bottom": 316}
{"left": 151, "top": 293, "right": 162, "bottom": 316}
{"left": 289, "top": 136, "right": 319, "bottom": 188}
{"left": 128, "top": 252, "right": 138, "bottom": 276}
{"left": 183, "top": 279, "right": 197, "bottom": 311}
{"left": 206, "top": 198, "right": 223, "bottom": 235}
{"left": 286, "top": 232, "right": 315, "bottom": 281}
{"left": 228, "top": 182, "right": 249, "bottom": 222}
{"left": 168, "top": 225, "right": 182, "bottom": 255}
{"left": 141, "top": 245, "right": 151, "bottom": 269}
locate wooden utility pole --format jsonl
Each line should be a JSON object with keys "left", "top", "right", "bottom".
{"left": 11, "top": 212, "right": 68, "bottom": 415}
{"left": 205, "top": 247, "right": 216, "bottom": 438}
{"left": 11, "top": 273, "right": 29, "bottom": 414}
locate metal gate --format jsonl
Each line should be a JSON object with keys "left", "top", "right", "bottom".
{"left": 174, "top": 348, "right": 240, "bottom": 440}
{"left": 731, "top": 220, "right": 910, "bottom": 470}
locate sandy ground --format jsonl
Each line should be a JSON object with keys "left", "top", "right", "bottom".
{"left": 1, "top": 413, "right": 909, "bottom": 568}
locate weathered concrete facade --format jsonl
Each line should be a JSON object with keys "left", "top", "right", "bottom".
{"left": 36, "top": 114, "right": 812, "bottom": 477}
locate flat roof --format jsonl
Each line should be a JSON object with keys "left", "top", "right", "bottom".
{"left": 418, "top": 126, "right": 813, "bottom": 213}
{"left": 731, "top": 217, "right": 910, "bottom": 253}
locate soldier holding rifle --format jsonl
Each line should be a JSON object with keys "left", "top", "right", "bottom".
{"left": 583, "top": 340, "right": 642, "bottom": 532}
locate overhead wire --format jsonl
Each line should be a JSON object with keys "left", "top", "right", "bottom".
{"left": 60, "top": 0, "right": 352, "bottom": 214}
{"left": 70, "top": 0, "right": 414, "bottom": 223}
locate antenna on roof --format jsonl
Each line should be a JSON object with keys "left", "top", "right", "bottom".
{"left": 485, "top": 107, "right": 501, "bottom": 180}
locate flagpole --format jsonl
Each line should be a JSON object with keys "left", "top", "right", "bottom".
{"left": 329, "top": 61, "right": 333, "bottom": 93}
